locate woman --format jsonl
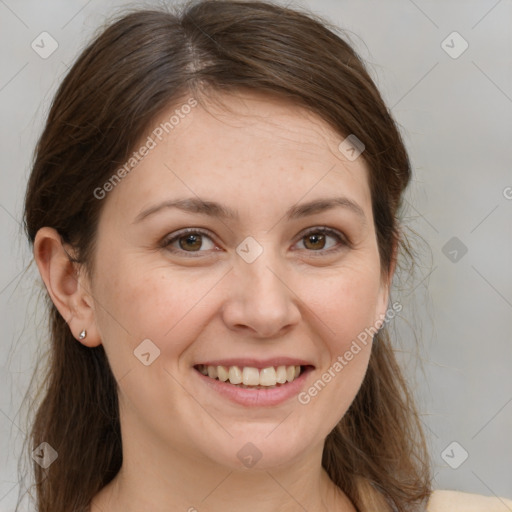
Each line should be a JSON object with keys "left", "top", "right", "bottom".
{"left": 20, "top": 1, "right": 512, "bottom": 511}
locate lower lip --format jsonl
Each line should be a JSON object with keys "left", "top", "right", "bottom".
{"left": 193, "top": 367, "right": 313, "bottom": 407}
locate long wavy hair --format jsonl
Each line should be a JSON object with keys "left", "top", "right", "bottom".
{"left": 20, "top": 1, "right": 432, "bottom": 510}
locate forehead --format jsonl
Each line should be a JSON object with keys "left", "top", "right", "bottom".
{"left": 100, "top": 89, "right": 372, "bottom": 222}
{"left": 171, "top": 89, "right": 353, "bottom": 161}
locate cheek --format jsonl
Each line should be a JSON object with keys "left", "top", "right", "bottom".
{"left": 93, "top": 258, "right": 223, "bottom": 365}
{"left": 296, "top": 268, "right": 379, "bottom": 433}
{"left": 91, "top": 260, "right": 204, "bottom": 415}
{"left": 307, "top": 263, "right": 383, "bottom": 353}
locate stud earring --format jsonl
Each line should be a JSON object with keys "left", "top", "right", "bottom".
{"left": 79, "top": 329, "right": 87, "bottom": 340}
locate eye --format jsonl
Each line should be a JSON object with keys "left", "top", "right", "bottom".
{"left": 161, "top": 228, "right": 217, "bottom": 256}
{"left": 294, "top": 227, "right": 348, "bottom": 254}
{"left": 161, "top": 226, "right": 348, "bottom": 258}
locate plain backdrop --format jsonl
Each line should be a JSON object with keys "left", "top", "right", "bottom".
{"left": 0, "top": 0, "right": 511, "bottom": 510}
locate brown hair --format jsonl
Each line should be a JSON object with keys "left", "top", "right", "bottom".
{"left": 21, "top": 1, "right": 432, "bottom": 511}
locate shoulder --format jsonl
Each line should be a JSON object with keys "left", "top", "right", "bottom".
{"left": 427, "top": 489, "right": 512, "bottom": 511}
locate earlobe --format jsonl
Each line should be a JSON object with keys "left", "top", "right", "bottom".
{"left": 33, "top": 227, "right": 102, "bottom": 347}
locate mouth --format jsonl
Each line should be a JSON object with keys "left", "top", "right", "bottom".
{"left": 193, "top": 363, "right": 314, "bottom": 389}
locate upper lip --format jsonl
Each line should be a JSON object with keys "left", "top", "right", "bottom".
{"left": 194, "top": 358, "right": 315, "bottom": 369}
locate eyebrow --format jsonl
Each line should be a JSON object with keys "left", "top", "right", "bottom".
{"left": 133, "top": 196, "right": 367, "bottom": 225}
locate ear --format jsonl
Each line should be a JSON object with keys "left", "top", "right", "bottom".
{"left": 33, "top": 227, "right": 102, "bottom": 347}
{"left": 374, "top": 233, "right": 399, "bottom": 330}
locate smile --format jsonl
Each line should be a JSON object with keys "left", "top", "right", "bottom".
{"left": 195, "top": 364, "right": 303, "bottom": 388}
{"left": 193, "top": 359, "right": 315, "bottom": 406}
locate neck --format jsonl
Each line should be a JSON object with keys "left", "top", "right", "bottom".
{"left": 90, "top": 420, "right": 357, "bottom": 512}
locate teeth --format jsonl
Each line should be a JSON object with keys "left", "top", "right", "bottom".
{"left": 243, "top": 367, "right": 260, "bottom": 386}
{"left": 276, "top": 366, "right": 287, "bottom": 384}
{"left": 217, "top": 365, "right": 229, "bottom": 382}
{"left": 228, "top": 366, "right": 243, "bottom": 384}
{"left": 259, "top": 367, "right": 277, "bottom": 386}
{"left": 197, "top": 364, "right": 304, "bottom": 387}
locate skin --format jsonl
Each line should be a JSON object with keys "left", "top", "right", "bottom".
{"left": 34, "top": 90, "right": 395, "bottom": 512}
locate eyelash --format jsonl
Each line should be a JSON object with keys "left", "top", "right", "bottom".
{"left": 160, "top": 227, "right": 349, "bottom": 258}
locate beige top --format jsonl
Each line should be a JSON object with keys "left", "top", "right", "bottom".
{"left": 427, "top": 490, "right": 512, "bottom": 511}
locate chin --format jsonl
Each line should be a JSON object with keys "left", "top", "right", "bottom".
{"left": 198, "top": 428, "right": 312, "bottom": 472}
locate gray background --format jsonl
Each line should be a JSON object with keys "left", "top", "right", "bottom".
{"left": 1, "top": 0, "right": 511, "bottom": 510}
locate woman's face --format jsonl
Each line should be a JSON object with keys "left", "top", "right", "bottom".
{"left": 88, "top": 90, "right": 391, "bottom": 471}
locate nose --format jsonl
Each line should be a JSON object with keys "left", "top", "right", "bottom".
{"left": 221, "top": 252, "right": 301, "bottom": 338}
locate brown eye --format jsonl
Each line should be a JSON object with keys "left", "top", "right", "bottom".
{"left": 178, "top": 233, "right": 203, "bottom": 251}
{"left": 162, "top": 229, "right": 216, "bottom": 256}
{"left": 303, "top": 232, "right": 327, "bottom": 250}
{"left": 295, "top": 227, "right": 347, "bottom": 254}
